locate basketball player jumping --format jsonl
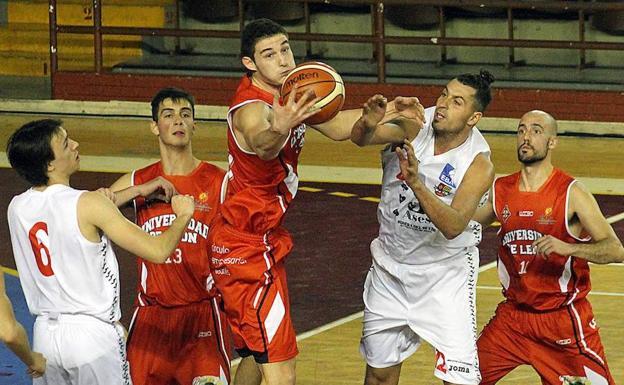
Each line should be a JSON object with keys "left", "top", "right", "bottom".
{"left": 208, "top": 18, "right": 424, "bottom": 385}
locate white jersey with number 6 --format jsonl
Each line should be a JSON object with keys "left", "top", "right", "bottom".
{"left": 8, "top": 184, "right": 121, "bottom": 323}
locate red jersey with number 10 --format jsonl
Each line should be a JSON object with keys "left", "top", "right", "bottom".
{"left": 224, "top": 75, "right": 306, "bottom": 235}
{"left": 493, "top": 168, "right": 592, "bottom": 312}
{"left": 132, "top": 161, "right": 226, "bottom": 307}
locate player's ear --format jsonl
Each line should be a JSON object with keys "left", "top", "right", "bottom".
{"left": 548, "top": 136, "right": 558, "bottom": 149}
{"left": 150, "top": 120, "right": 159, "bottom": 136}
{"left": 242, "top": 56, "right": 257, "bottom": 73}
{"left": 468, "top": 111, "right": 483, "bottom": 127}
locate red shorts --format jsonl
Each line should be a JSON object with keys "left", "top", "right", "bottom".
{"left": 478, "top": 299, "right": 615, "bottom": 385}
{"left": 126, "top": 299, "right": 231, "bottom": 385}
{"left": 208, "top": 216, "right": 298, "bottom": 363}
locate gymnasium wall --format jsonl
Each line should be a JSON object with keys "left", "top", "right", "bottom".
{"left": 53, "top": 72, "right": 624, "bottom": 123}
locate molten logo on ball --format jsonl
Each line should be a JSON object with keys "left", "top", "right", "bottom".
{"left": 283, "top": 72, "right": 319, "bottom": 91}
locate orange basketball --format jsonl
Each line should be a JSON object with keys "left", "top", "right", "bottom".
{"left": 280, "top": 62, "right": 345, "bottom": 125}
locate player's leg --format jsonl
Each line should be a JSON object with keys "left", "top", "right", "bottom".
{"left": 258, "top": 358, "right": 296, "bottom": 385}
{"left": 365, "top": 363, "right": 402, "bottom": 385}
{"left": 529, "top": 299, "right": 615, "bottom": 385}
{"left": 56, "top": 316, "right": 131, "bottom": 385}
{"left": 175, "top": 299, "right": 232, "bottom": 385}
{"left": 126, "top": 307, "right": 174, "bottom": 385}
{"left": 233, "top": 356, "right": 263, "bottom": 385}
{"left": 360, "top": 261, "right": 420, "bottom": 385}
{"left": 32, "top": 317, "right": 70, "bottom": 385}
{"left": 477, "top": 303, "right": 530, "bottom": 385}
{"left": 410, "top": 248, "right": 481, "bottom": 385}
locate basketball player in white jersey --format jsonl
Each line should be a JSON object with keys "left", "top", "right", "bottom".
{"left": 351, "top": 71, "right": 496, "bottom": 385}
{"left": 6, "top": 119, "right": 195, "bottom": 385}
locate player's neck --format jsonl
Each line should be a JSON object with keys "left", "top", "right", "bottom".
{"left": 433, "top": 128, "right": 470, "bottom": 155}
{"left": 251, "top": 74, "right": 279, "bottom": 97}
{"left": 519, "top": 162, "right": 554, "bottom": 192}
{"left": 159, "top": 145, "right": 199, "bottom": 175}
{"left": 38, "top": 172, "right": 70, "bottom": 190}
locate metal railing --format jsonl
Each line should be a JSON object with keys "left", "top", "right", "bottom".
{"left": 48, "top": 0, "right": 624, "bottom": 85}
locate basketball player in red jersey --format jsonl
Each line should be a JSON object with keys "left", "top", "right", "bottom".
{"left": 209, "top": 18, "right": 424, "bottom": 385}
{"left": 474, "top": 110, "right": 624, "bottom": 385}
{"left": 110, "top": 88, "right": 231, "bottom": 385}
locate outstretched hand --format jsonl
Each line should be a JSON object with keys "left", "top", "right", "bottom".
{"left": 359, "top": 94, "right": 387, "bottom": 129}
{"left": 272, "top": 84, "right": 321, "bottom": 134}
{"left": 384, "top": 96, "right": 425, "bottom": 128}
{"left": 395, "top": 139, "right": 420, "bottom": 187}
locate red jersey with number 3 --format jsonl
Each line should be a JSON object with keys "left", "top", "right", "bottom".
{"left": 493, "top": 168, "right": 592, "bottom": 311}
{"left": 132, "top": 161, "right": 226, "bottom": 307}
{"left": 224, "top": 75, "right": 306, "bottom": 235}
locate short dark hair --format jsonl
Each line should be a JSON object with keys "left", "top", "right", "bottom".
{"left": 241, "top": 18, "right": 288, "bottom": 73}
{"left": 151, "top": 87, "right": 196, "bottom": 121}
{"left": 455, "top": 69, "right": 495, "bottom": 112}
{"left": 7, "top": 119, "right": 62, "bottom": 186}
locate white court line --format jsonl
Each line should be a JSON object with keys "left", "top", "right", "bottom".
{"left": 607, "top": 211, "right": 624, "bottom": 224}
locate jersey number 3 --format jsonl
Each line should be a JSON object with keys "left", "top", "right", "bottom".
{"left": 28, "top": 222, "right": 55, "bottom": 277}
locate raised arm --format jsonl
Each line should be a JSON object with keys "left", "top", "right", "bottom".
{"left": 398, "top": 140, "right": 495, "bottom": 239}
{"left": 233, "top": 86, "right": 319, "bottom": 160}
{"left": 0, "top": 270, "right": 46, "bottom": 378}
{"left": 533, "top": 182, "right": 624, "bottom": 264}
{"left": 350, "top": 95, "right": 424, "bottom": 146}
{"left": 108, "top": 173, "right": 177, "bottom": 208}
{"left": 78, "top": 192, "right": 194, "bottom": 263}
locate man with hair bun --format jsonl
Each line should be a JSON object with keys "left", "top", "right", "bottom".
{"left": 352, "top": 70, "right": 496, "bottom": 385}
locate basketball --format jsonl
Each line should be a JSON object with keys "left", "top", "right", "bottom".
{"left": 280, "top": 62, "right": 345, "bottom": 125}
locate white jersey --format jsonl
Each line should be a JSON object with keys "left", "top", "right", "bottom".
{"left": 8, "top": 184, "right": 121, "bottom": 323}
{"left": 373, "top": 106, "right": 490, "bottom": 265}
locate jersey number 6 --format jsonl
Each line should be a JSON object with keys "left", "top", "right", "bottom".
{"left": 28, "top": 222, "right": 55, "bottom": 277}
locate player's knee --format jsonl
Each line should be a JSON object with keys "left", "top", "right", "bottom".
{"left": 365, "top": 365, "right": 400, "bottom": 385}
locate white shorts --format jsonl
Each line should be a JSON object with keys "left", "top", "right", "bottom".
{"left": 360, "top": 249, "right": 480, "bottom": 385}
{"left": 33, "top": 313, "right": 131, "bottom": 385}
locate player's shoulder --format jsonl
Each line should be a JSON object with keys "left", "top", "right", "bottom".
{"left": 197, "top": 161, "right": 226, "bottom": 178}
{"left": 134, "top": 161, "right": 162, "bottom": 180}
{"left": 495, "top": 171, "right": 520, "bottom": 188}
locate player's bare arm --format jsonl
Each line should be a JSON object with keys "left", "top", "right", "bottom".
{"left": 350, "top": 96, "right": 424, "bottom": 146}
{"left": 472, "top": 189, "right": 497, "bottom": 227}
{"left": 398, "top": 140, "right": 494, "bottom": 239}
{"left": 108, "top": 173, "right": 177, "bottom": 207}
{"left": 533, "top": 182, "right": 624, "bottom": 264}
{"left": 0, "top": 272, "right": 46, "bottom": 378}
{"left": 77, "top": 192, "right": 194, "bottom": 263}
{"left": 234, "top": 85, "right": 320, "bottom": 160}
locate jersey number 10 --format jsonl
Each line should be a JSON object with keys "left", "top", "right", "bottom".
{"left": 28, "top": 222, "right": 55, "bottom": 277}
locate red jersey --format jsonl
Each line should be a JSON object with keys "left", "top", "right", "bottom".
{"left": 224, "top": 75, "right": 306, "bottom": 234}
{"left": 132, "top": 161, "right": 226, "bottom": 307}
{"left": 493, "top": 168, "right": 592, "bottom": 311}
